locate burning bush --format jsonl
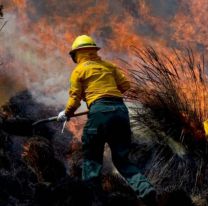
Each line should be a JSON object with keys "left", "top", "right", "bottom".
{"left": 127, "top": 47, "right": 208, "bottom": 146}
{"left": 123, "top": 46, "right": 208, "bottom": 204}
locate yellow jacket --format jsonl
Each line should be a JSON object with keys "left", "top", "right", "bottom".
{"left": 65, "top": 51, "right": 130, "bottom": 116}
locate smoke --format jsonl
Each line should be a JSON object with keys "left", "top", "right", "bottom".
{"left": 0, "top": 12, "right": 69, "bottom": 106}
{"left": 1, "top": 0, "right": 208, "bottom": 108}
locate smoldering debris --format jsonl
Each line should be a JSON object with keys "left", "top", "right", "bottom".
{"left": 0, "top": 90, "right": 70, "bottom": 204}
{"left": 0, "top": 90, "right": 146, "bottom": 206}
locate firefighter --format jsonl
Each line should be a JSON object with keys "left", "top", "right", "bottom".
{"left": 58, "top": 35, "right": 156, "bottom": 205}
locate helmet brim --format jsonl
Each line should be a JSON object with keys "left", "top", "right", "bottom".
{"left": 69, "top": 45, "right": 100, "bottom": 56}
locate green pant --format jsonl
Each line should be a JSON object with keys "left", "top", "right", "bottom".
{"left": 82, "top": 98, "right": 155, "bottom": 198}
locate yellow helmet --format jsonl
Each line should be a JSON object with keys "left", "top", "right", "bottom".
{"left": 69, "top": 35, "right": 100, "bottom": 62}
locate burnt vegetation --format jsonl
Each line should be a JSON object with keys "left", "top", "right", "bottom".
{"left": 0, "top": 91, "right": 143, "bottom": 206}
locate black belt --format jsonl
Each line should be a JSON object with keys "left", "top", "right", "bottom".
{"left": 90, "top": 97, "right": 123, "bottom": 107}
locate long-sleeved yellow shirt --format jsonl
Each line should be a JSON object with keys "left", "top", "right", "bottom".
{"left": 65, "top": 53, "right": 130, "bottom": 116}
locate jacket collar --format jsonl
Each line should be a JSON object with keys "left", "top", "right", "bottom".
{"left": 76, "top": 50, "right": 101, "bottom": 64}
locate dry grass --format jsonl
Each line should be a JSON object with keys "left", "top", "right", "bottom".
{"left": 124, "top": 47, "right": 208, "bottom": 153}
{"left": 119, "top": 47, "right": 208, "bottom": 200}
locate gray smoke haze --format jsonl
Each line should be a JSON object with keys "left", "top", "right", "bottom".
{"left": 0, "top": 0, "right": 207, "bottom": 108}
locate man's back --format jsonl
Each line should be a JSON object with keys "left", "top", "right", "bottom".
{"left": 74, "top": 60, "right": 128, "bottom": 106}
{"left": 67, "top": 58, "right": 130, "bottom": 111}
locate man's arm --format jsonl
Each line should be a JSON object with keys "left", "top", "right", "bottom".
{"left": 65, "top": 69, "right": 83, "bottom": 117}
{"left": 114, "top": 67, "right": 130, "bottom": 93}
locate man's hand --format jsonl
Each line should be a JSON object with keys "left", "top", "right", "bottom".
{"left": 57, "top": 110, "right": 67, "bottom": 122}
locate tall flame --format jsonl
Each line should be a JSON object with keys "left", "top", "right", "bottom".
{"left": 1, "top": 0, "right": 208, "bottom": 136}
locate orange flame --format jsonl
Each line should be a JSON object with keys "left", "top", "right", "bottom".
{"left": 1, "top": 0, "right": 208, "bottom": 135}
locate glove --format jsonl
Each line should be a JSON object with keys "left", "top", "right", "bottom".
{"left": 57, "top": 110, "right": 67, "bottom": 122}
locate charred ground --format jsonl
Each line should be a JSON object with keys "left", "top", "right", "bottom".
{"left": 0, "top": 87, "right": 200, "bottom": 206}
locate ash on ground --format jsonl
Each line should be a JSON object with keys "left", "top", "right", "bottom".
{"left": 0, "top": 90, "right": 201, "bottom": 206}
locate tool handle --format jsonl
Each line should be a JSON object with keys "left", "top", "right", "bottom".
{"left": 42, "top": 111, "right": 89, "bottom": 121}
{"left": 32, "top": 111, "right": 89, "bottom": 126}
{"left": 72, "top": 111, "right": 89, "bottom": 117}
